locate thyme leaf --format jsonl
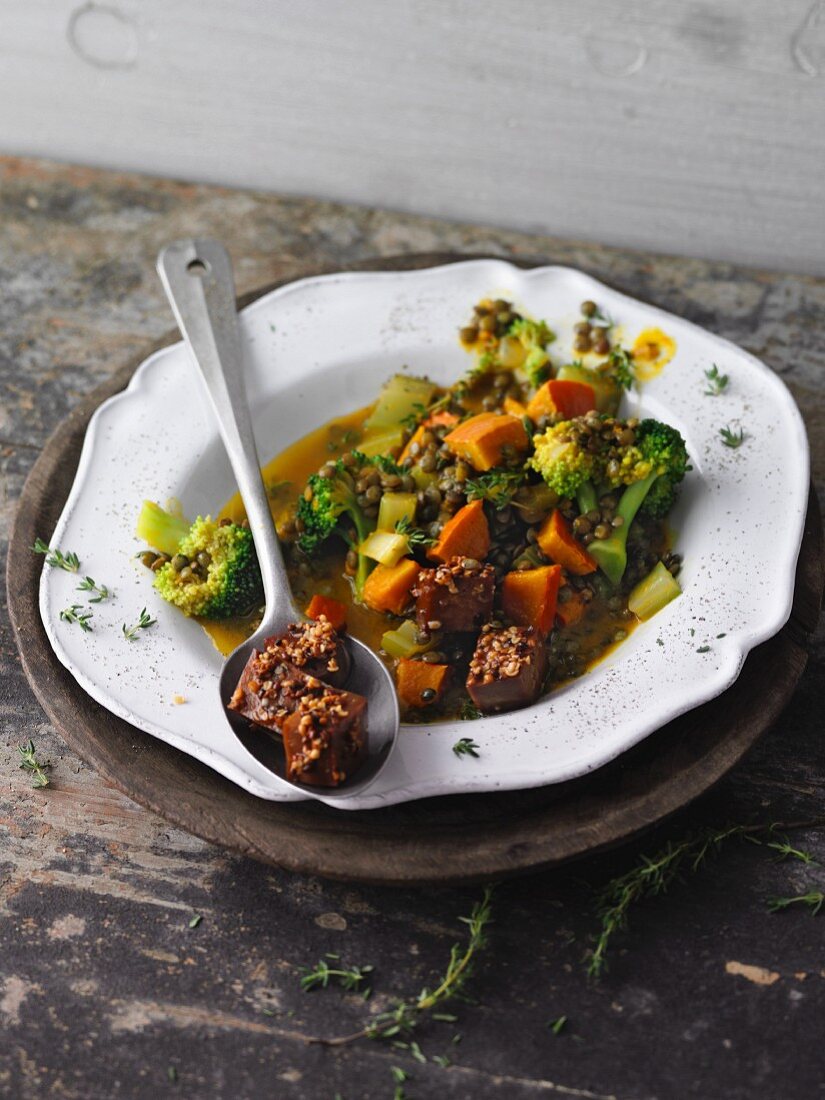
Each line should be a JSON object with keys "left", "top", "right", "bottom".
{"left": 465, "top": 469, "right": 525, "bottom": 510}
{"left": 460, "top": 698, "right": 481, "bottom": 721}
{"left": 720, "top": 425, "right": 745, "bottom": 449}
{"left": 18, "top": 740, "right": 51, "bottom": 789}
{"left": 32, "top": 538, "right": 80, "bottom": 572}
{"left": 704, "top": 364, "right": 729, "bottom": 396}
{"left": 608, "top": 347, "right": 635, "bottom": 390}
{"left": 395, "top": 516, "right": 435, "bottom": 548}
{"left": 122, "top": 608, "right": 157, "bottom": 640}
{"left": 76, "top": 576, "right": 112, "bottom": 603}
{"left": 452, "top": 738, "right": 480, "bottom": 759}
{"left": 768, "top": 891, "right": 824, "bottom": 916}
{"left": 60, "top": 604, "right": 93, "bottom": 632}
{"left": 300, "top": 959, "right": 373, "bottom": 993}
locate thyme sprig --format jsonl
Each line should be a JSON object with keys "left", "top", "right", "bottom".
{"left": 459, "top": 698, "right": 481, "bottom": 721}
{"left": 465, "top": 470, "right": 525, "bottom": 510}
{"left": 395, "top": 516, "right": 435, "bottom": 548}
{"left": 122, "top": 608, "right": 157, "bottom": 640}
{"left": 765, "top": 836, "right": 816, "bottom": 864}
{"left": 32, "top": 538, "right": 79, "bottom": 572}
{"left": 588, "top": 817, "right": 825, "bottom": 978}
{"left": 18, "top": 740, "right": 51, "bottom": 789}
{"left": 300, "top": 956, "right": 374, "bottom": 994}
{"left": 59, "top": 604, "right": 93, "bottom": 632}
{"left": 586, "top": 304, "right": 614, "bottom": 330}
{"left": 704, "top": 364, "right": 729, "bottom": 396}
{"left": 76, "top": 576, "right": 112, "bottom": 603}
{"left": 720, "top": 424, "right": 745, "bottom": 449}
{"left": 608, "top": 346, "right": 636, "bottom": 390}
{"left": 452, "top": 738, "right": 480, "bottom": 759}
{"left": 768, "top": 891, "right": 824, "bottom": 916}
{"left": 308, "top": 886, "right": 494, "bottom": 1048}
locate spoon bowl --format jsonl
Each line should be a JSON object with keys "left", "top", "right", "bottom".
{"left": 219, "top": 624, "right": 399, "bottom": 800}
{"left": 157, "top": 237, "right": 400, "bottom": 802}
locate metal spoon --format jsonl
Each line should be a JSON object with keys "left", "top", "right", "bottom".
{"left": 156, "top": 238, "right": 399, "bottom": 802}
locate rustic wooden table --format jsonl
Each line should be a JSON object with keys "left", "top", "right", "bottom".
{"left": 1, "top": 157, "right": 823, "bottom": 1100}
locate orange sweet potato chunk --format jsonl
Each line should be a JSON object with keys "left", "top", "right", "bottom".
{"left": 362, "top": 558, "right": 421, "bottom": 615}
{"left": 443, "top": 412, "right": 529, "bottom": 472}
{"left": 555, "top": 589, "right": 588, "bottom": 627}
{"left": 305, "top": 594, "right": 348, "bottom": 632}
{"left": 427, "top": 499, "right": 491, "bottom": 563}
{"left": 526, "top": 380, "right": 596, "bottom": 422}
{"left": 501, "top": 564, "right": 562, "bottom": 636}
{"left": 396, "top": 658, "right": 451, "bottom": 708}
{"left": 537, "top": 510, "right": 597, "bottom": 575}
{"left": 399, "top": 411, "right": 460, "bottom": 463}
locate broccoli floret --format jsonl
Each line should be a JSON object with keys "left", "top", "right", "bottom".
{"left": 508, "top": 317, "right": 555, "bottom": 387}
{"left": 587, "top": 419, "right": 689, "bottom": 585}
{"left": 635, "top": 419, "right": 690, "bottom": 517}
{"left": 528, "top": 420, "right": 602, "bottom": 499}
{"left": 136, "top": 501, "right": 263, "bottom": 619}
{"left": 529, "top": 414, "right": 688, "bottom": 586}
{"left": 296, "top": 451, "right": 378, "bottom": 598}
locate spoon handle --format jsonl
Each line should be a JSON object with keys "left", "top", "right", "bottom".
{"left": 156, "top": 238, "right": 295, "bottom": 619}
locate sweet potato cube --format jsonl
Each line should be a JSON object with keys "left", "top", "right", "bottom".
{"left": 414, "top": 557, "right": 496, "bottom": 633}
{"left": 501, "top": 565, "right": 562, "bottom": 636}
{"left": 443, "top": 412, "right": 529, "bottom": 472}
{"left": 427, "top": 499, "right": 490, "bottom": 564}
{"left": 305, "top": 594, "right": 347, "bottom": 633}
{"left": 526, "top": 380, "right": 596, "bottom": 422}
{"left": 281, "top": 693, "right": 368, "bottom": 788}
{"left": 503, "top": 396, "right": 528, "bottom": 419}
{"left": 363, "top": 558, "right": 421, "bottom": 615}
{"left": 396, "top": 659, "right": 451, "bottom": 709}
{"left": 466, "top": 625, "right": 547, "bottom": 714}
{"left": 537, "top": 510, "right": 597, "bottom": 575}
{"left": 399, "top": 411, "right": 460, "bottom": 463}
{"left": 555, "top": 588, "right": 589, "bottom": 628}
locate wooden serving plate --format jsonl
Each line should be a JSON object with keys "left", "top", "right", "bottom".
{"left": 7, "top": 254, "right": 824, "bottom": 885}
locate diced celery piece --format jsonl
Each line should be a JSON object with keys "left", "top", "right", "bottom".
{"left": 512, "top": 482, "right": 558, "bottom": 522}
{"left": 497, "top": 336, "right": 527, "bottom": 369}
{"left": 556, "top": 363, "right": 620, "bottom": 415}
{"left": 409, "top": 467, "right": 437, "bottom": 492}
{"left": 359, "top": 426, "right": 405, "bottom": 457}
{"left": 628, "top": 561, "right": 682, "bottom": 621}
{"left": 359, "top": 530, "right": 409, "bottom": 568}
{"left": 381, "top": 619, "right": 428, "bottom": 659}
{"left": 377, "top": 492, "right": 417, "bottom": 532}
{"left": 364, "top": 374, "right": 437, "bottom": 431}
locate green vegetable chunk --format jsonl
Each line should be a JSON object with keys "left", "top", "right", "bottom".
{"left": 137, "top": 502, "right": 263, "bottom": 619}
{"left": 363, "top": 374, "right": 437, "bottom": 431}
{"left": 628, "top": 561, "right": 682, "bottom": 620}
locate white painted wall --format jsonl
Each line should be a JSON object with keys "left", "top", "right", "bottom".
{"left": 2, "top": 1, "right": 824, "bottom": 273}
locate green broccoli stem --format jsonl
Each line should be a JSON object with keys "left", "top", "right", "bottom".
{"left": 576, "top": 482, "right": 599, "bottom": 516}
{"left": 587, "top": 471, "right": 659, "bottom": 587}
{"left": 348, "top": 509, "right": 375, "bottom": 601}
{"left": 136, "top": 500, "right": 191, "bottom": 557}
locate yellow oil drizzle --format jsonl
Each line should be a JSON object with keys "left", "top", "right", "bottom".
{"left": 632, "top": 327, "right": 676, "bottom": 382}
{"left": 202, "top": 405, "right": 373, "bottom": 656}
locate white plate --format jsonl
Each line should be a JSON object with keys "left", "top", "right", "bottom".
{"left": 39, "top": 260, "right": 809, "bottom": 810}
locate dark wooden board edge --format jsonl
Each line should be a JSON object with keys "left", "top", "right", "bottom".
{"left": 7, "top": 252, "right": 824, "bottom": 886}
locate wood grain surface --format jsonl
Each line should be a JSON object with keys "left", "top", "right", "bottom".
{"left": 1, "top": 157, "right": 824, "bottom": 1100}
{"left": 7, "top": 254, "right": 824, "bottom": 886}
